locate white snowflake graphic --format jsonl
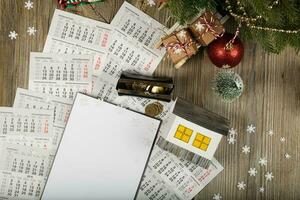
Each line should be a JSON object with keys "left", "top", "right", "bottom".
{"left": 25, "top": 0, "right": 34, "bottom": 10}
{"left": 280, "top": 137, "right": 286, "bottom": 142}
{"left": 267, "top": 129, "right": 274, "bottom": 136}
{"left": 248, "top": 168, "right": 258, "bottom": 176}
{"left": 227, "top": 137, "right": 236, "bottom": 144}
{"left": 27, "top": 26, "right": 37, "bottom": 36}
{"left": 174, "top": 48, "right": 183, "bottom": 55}
{"left": 8, "top": 31, "right": 18, "bottom": 40}
{"left": 237, "top": 181, "right": 246, "bottom": 190}
{"left": 212, "top": 193, "right": 222, "bottom": 200}
{"left": 285, "top": 153, "right": 291, "bottom": 159}
{"left": 242, "top": 145, "right": 250, "bottom": 154}
{"left": 265, "top": 172, "right": 274, "bottom": 181}
{"left": 258, "top": 157, "right": 267, "bottom": 166}
{"left": 229, "top": 128, "right": 237, "bottom": 136}
{"left": 246, "top": 124, "right": 256, "bottom": 134}
{"left": 195, "top": 21, "right": 205, "bottom": 32}
{"left": 147, "top": 0, "right": 156, "bottom": 6}
{"left": 222, "top": 64, "right": 231, "bottom": 69}
{"left": 177, "top": 30, "right": 186, "bottom": 39}
{"left": 258, "top": 186, "right": 265, "bottom": 193}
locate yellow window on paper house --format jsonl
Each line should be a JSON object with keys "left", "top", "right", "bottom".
{"left": 174, "top": 124, "right": 193, "bottom": 143}
{"left": 192, "top": 133, "right": 211, "bottom": 151}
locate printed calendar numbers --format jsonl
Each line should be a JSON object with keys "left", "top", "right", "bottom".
{"left": 44, "top": 10, "right": 111, "bottom": 54}
{"left": 137, "top": 147, "right": 223, "bottom": 200}
{"left": 137, "top": 166, "right": 180, "bottom": 200}
{"left": 0, "top": 145, "right": 50, "bottom": 177}
{"left": 0, "top": 109, "right": 53, "bottom": 137}
{"left": 0, "top": 170, "right": 46, "bottom": 200}
{"left": 14, "top": 89, "right": 71, "bottom": 127}
{"left": 48, "top": 9, "right": 112, "bottom": 51}
{"left": 111, "top": 2, "right": 167, "bottom": 52}
{"left": 93, "top": 56, "right": 102, "bottom": 71}
{"left": 101, "top": 33, "right": 109, "bottom": 47}
{"left": 29, "top": 53, "right": 93, "bottom": 100}
{"left": 13, "top": 88, "right": 73, "bottom": 150}
{"left": 33, "top": 61, "right": 89, "bottom": 82}
{"left": 43, "top": 9, "right": 113, "bottom": 76}
{"left": 92, "top": 29, "right": 161, "bottom": 94}
{"left": 144, "top": 58, "right": 154, "bottom": 72}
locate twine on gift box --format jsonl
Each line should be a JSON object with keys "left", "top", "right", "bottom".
{"left": 165, "top": 38, "right": 196, "bottom": 58}
{"left": 200, "top": 12, "right": 225, "bottom": 39}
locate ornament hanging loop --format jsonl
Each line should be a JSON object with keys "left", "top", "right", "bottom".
{"left": 225, "top": 42, "right": 233, "bottom": 51}
{"left": 225, "top": 23, "right": 241, "bottom": 51}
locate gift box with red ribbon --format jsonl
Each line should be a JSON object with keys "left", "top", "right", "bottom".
{"left": 189, "top": 12, "right": 224, "bottom": 46}
{"left": 161, "top": 29, "right": 198, "bottom": 68}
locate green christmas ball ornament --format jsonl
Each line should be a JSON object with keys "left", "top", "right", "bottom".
{"left": 212, "top": 70, "right": 244, "bottom": 102}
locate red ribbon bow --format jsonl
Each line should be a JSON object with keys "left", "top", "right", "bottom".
{"left": 165, "top": 38, "right": 195, "bottom": 58}
{"left": 199, "top": 12, "right": 224, "bottom": 39}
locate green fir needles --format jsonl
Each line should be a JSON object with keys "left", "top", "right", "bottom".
{"left": 165, "top": 0, "right": 215, "bottom": 24}
{"left": 212, "top": 70, "right": 244, "bottom": 102}
{"left": 162, "top": 0, "right": 300, "bottom": 53}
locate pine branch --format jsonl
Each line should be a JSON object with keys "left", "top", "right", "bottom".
{"left": 165, "top": 0, "right": 216, "bottom": 24}
{"left": 223, "top": 0, "right": 300, "bottom": 53}
{"left": 163, "top": 0, "right": 300, "bottom": 53}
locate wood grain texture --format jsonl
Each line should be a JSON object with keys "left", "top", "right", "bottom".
{"left": 0, "top": 0, "right": 299, "bottom": 199}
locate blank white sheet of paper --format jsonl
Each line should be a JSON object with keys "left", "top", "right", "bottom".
{"left": 41, "top": 93, "right": 160, "bottom": 200}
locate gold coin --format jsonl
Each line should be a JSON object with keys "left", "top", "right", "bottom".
{"left": 155, "top": 102, "right": 164, "bottom": 114}
{"left": 145, "top": 102, "right": 164, "bottom": 117}
{"left": 145, "top": 104, "right": 159, "bottom": 117}
{"left": 151, "top": 86, "right": 165, "bottom": 94}
{"left": 132, "top": 82, "right": 148, "bottom": 91}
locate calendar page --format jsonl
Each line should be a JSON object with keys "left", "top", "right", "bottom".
{"left": 137, "top": 147, "right": 223, "bottom": 200}
{"left": 90, "top": 28, "right": 169, "bottom": 114}
{"left": 111, "top": 1, "right": 167, "bottom": 55}
{"left": 88, "top": 2, "right": 170, "bottom": 117}
{"left": 103, "top": 1, "right": 167, "bottom": 77}
{"left": 0, "top": 108, "right": 54, "bottom": 150}
{"left": 97, "top": 28, "right": 164, "bottom": 80}
{"left": 29, "top": 53, "right": 93, "bottom": 100}
{"left": 90, "top": 74, "right": 120, "bottom": 102}
{"left": 13, "top": 88, "right": 73, "bottom": 152}
{"left": 0, "top": 170, "right": 47, "bottom": 200}
{"left": 43, "top": 9, "right": 113, "bottom": 75}
{"left": 138, "top": 166, "right": 180, "bottom": 200}
{"left": 44, "top": 9, "right": 111, "bottom": 54}
{"left": 0, "top": 144, "right": 52, "bottom": 178}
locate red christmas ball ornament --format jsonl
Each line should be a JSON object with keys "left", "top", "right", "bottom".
{"left": 207, "top": 33, "right": 244, "bottom": 68}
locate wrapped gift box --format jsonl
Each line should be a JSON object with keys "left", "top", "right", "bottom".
{"left": 161, "top": 29, "right": 198, "bottom": 68}
{"left": 189, "top": 12, "right": 224, "bottom": 46}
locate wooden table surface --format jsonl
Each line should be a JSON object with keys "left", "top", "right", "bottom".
{"left": 0, "top": 0, "right": 299, "bottom": 199}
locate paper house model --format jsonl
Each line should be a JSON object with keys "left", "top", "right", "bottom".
{"left": 157, "top": 97, "right": 230, "bottom": 168}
